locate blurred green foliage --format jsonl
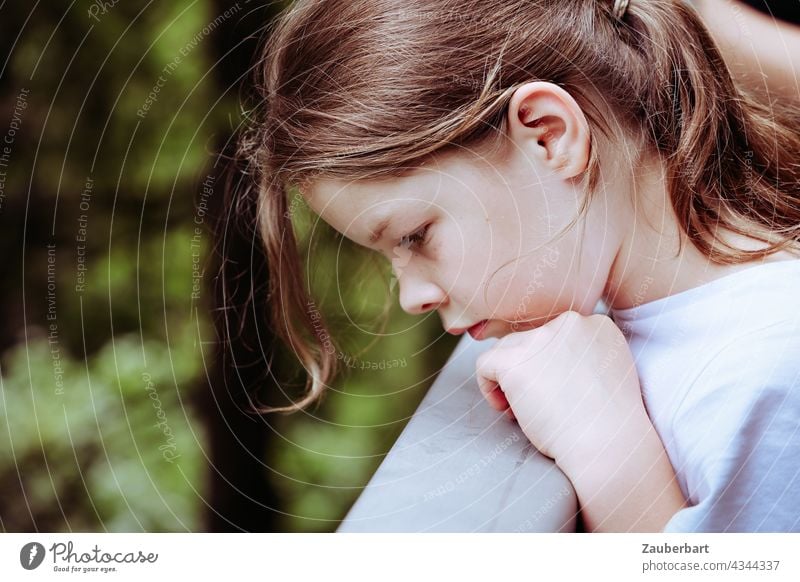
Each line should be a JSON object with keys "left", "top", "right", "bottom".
{"left": 0, "top": 0, "right": 458, "bottom": 532}
{"left": 269, "top": 196, "right": 457, "bottom": 531}
{"left": 1, "top": 316, "right": 204, "bottom": 531}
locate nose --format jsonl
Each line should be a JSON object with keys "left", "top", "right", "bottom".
{"left": 396, "top": 269, "right": 446, "bottom": 315}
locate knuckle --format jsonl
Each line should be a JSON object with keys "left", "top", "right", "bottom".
{"left": 560, "top": 310, "right": 580, "bottom": 321}
{"left": 476, "top": 348, "right": 496, "bottom": 370}
{"left": 537, "top": 318, "right": 558, "bottom": 338}
{"left": 589, "top": 312, "right": 615, "bottom": 333}
{"left": 588, "top": 312, "right": 608, "bottom": 324}
{"left": 497, "top": 332, "right": 518, "bottom": 347}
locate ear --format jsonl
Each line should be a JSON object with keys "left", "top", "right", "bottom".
{"left": 507, "top": 81, "right": 591, "bottom": 178}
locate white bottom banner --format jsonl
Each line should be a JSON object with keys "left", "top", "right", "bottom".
{"left": 1, "top": 533, "right": 798, "bottom": 581}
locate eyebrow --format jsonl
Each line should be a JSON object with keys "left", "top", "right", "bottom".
{"left": 368, "top": 217, "right": 391, "bottom": 245}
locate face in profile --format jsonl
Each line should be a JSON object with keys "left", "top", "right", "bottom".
{"left": 302, "top": 83, "right": 627, "bottom": 339}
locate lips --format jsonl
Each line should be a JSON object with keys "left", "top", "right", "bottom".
{"left": 446, "top": 326, "right": 468, "bottom": 336}
{"left": 446, "top": 320, "right": 489, "bottom": 339}
{"left": 467, "top": 320, "right": 489, "bottom": 340}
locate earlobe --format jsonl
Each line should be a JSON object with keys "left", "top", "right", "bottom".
{"left": 508, "top": 82, "right": 591, "bottom": 179}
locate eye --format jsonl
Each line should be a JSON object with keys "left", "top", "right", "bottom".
{"left": 398, "top": 223, "right": 431, "bottom": 250}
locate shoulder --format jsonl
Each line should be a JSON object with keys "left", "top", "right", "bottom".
{"left": 670, "top": 320, "right": 800, "bottom": 467}
{"left": 678, "top": 317, "right": 800, "bottom": 412}
{"left": 664, "top": 323, "right": 800, "bottom": 532}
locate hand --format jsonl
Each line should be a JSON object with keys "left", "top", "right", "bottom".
{"left": 475, "top": 311, "right": 643, "bottom": 465}
{"left": 475, "top": 311, "right": 685, "bottom": 531}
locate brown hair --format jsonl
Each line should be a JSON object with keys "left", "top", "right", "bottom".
{"left": 239, "top": 0, "right": 800, "bottom": 414}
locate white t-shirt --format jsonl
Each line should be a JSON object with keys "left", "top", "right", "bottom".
{"left": 610, "top": 260, "right": 800, "bottom": 532}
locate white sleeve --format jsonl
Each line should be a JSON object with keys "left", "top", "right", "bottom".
{"left": 662, "top": 366, "right": 800, "bottom": 532}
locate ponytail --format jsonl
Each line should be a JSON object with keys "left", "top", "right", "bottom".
{"left": 619, "top": 0, "right": 800, "bottom": 261}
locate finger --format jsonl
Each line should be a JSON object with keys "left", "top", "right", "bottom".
{"left": 477, "top": 375, "right": 509, "bottom": 411}
{"left": 475, "top": 350, "right": 510, "bottom": 411}
{"left": 488, "top": 383, "right": 511, "bottom": 411}
{"left": 475, "top": 348, "right": 502, "bottom": 385}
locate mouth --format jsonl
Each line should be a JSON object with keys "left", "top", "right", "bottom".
{"left": 446, "top": 319, "right": 489, "bottom": 339}
{"left": 467, "top": 320, "right": 489, "bottom": 340}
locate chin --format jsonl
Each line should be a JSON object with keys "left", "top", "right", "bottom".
{"left": 477, "top": 318, "right": 543, "bottom": 340}
{"left": 480, "top": 321, "right": 510, "bottom": 339}
{"left": 485, "top": 327, "right": 506, "bottom": 339}
{"left": 505, "top": 319, "right": 548, "bottom": 335}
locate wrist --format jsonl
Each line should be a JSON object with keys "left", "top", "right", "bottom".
{"left": 556, "top": 407, "right": 654, "bottom": 477}
{"left": 557, "top": 414, "right": 686, "bottom": 532}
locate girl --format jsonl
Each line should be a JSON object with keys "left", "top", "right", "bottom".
{"left": 239, "top": 0, "right": 800, "bottom": 532}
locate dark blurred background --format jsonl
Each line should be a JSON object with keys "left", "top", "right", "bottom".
{"left": 0, "top": 0, "right": 458, "bottom": 532}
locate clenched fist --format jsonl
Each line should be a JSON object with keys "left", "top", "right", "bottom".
{"left": 475, "top": 311, "right": 685, "bottom": 531}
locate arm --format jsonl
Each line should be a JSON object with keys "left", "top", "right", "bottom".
{"left": 560, "top": 411, "right": 686, "bottom": 532}
{"left": 476, "top": 312, "right": 686, "bottom": 532}
{"left": 692, "top": 0, "right": 800, "bottom": 102}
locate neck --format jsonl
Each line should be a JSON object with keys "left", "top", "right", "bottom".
{"left": 602, "top": 153, "right": 745, "bottom": 310}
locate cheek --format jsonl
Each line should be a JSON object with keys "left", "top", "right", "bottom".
{"left": 496, "top": 257, "right": 563, "bottom": 314}
{"left": 443, "top": 243, "right": 492, "bottom": 296}
{"left": 484, "top": 240, "right": 590, "bottom": 321}
{"left": 462, "top": 177, "right": 608, "bottom": 319}
{"left": 432, "top": 224, "right": 500, "bottom": 305}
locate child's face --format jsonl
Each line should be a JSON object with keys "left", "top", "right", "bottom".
{"left": 303, "top": 84, "right": 626, "bottom": 339}
{"left": 304, "top": 145, "right": 622, "bottom": 340}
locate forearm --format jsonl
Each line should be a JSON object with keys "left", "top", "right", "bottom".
{"left": 694, "top": 0, "right": 800, "bottom": 102}
{"left": 560, "top": 414, "right": 686, "bottom": 532}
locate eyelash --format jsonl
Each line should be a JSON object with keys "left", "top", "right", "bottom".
{"left": 399, "top": 223, "right": 431, "bottom": 250}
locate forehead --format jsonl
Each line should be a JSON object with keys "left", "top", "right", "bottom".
{"left": 301, "top": 147, "right": 496, "bottom": 213}
{"left": 298, "top": 148, "right": 502, "bottom": 246}
{"left": 302, "top": 176, "right": 382, "bottom": 212}
{"left": 300, "top": 175, "right": 424, "bottom": 244}
{"left": 301, "top": 178, "right": 381, "bottom": 230}
{"left": 302, "top": 167, "right": 429, "bottom": 208}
